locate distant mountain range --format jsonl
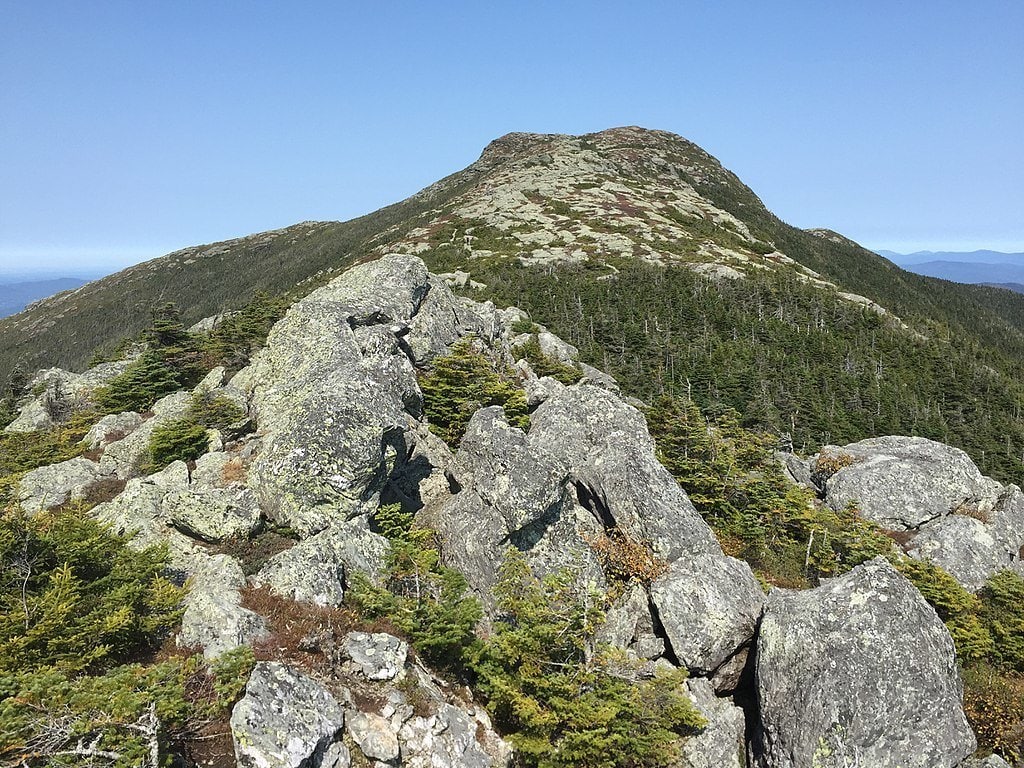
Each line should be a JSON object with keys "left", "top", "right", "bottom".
{"left": 0, "top": 277, "right": 90, "bottom": 318}
{"left": 878, "top": 250, "right": 1024, "bottom": 291}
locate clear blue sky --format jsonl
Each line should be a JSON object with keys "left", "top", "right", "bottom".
{"left": 1, "top": 1, "right": 1022, "bottom": 276}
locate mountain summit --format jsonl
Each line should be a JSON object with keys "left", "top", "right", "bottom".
{"left": 3, "top": 127, "right": 1024, "bottom": 475}
{"left": 0, "top": 127, "right": 925, "bottom": 373}
{"left": 3, "top": 130, "right": 1024, "bottom": 764}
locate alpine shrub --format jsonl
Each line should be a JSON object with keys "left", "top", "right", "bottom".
{"left": 468, "top": 550, "right": 706, "bottom": 767}
{"left": 419, "top": 336, "right": 529, "bottom": 447}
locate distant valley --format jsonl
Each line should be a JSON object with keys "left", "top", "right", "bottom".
{"left": 0, "top": 276, "right": 92, "bottom": 318}
{"left": 879, "top": 249, "right": 1024, "bottom": 291}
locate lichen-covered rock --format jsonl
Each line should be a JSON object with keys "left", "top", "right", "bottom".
{"left": 190, "top": 450, "right": 235, "bottom": 489}
{"left": 529, "top": 384, "right": 720, "bottom": 561}
{"left": 231, "top": 662, "right": 345, "bottom": 768}
{"left": 535, "top": 330, "right": 578, "bottom": 363}
{"left": 163, "top": 486, "right": 261, "bottom": 542}
{"left": 347, "top": 711, "right": 401, "bottom": 763}
{"left": 343, "top": 632, "right": 408, "bottom": 681}
{"left": 959, "top": 756, "right": 1013, "bottom": 768}
{"left": 457, "top": 406, "right": 568, "bottom": 531}
{"left": 91, "top": 461, "right": 198, "bottom": 560}
{"left": 754, "top": 557, "right": 975, "bottom": 768}
{"left": 677, "top": 678, "right": 745, "bottom": 768}
{"left": 578, "top": 362, "right": 619, "bottom": 392}
{"left": 99, "top": 390, "right": 192, "bottom": 479}
{"left": 907, "top": 514, "right": 1014, "bottom": 591}
{"left": 252, "top": 517, "right": 389, "bottom": 607}
{"left": 650, "top": 552, "right": 765, "bottom": 677}
{"left": 320, "top": 742, "right": 351, "bottom": 768}
{"left": 817, "top": 436, "right": 1024, "bottom": 590}
{"left": 399, "top": 703, "right": 505, "bottom": 768}
{"left": 4, "top": 359, "right": 135, "bottom": 433}
{"left": 595, "top": 583, "right": 649, "bottom": 650}
{"left": 83, "top": 410, "right": 144, "bottom": 451}
{"left": 431, "top": 489, "right": 512, "bottom": 597}
{"left": 816, "top": 436, "right": 1002, "bottom": 530}
{"left": 383, "top": 422, "right": 457, "bottom": 513}
{"left": 248, "top": 256, "right": 443, "bottom": 536}
{"left": 776, "top": 451, "right": 812, "bottom": 488}
{"left": 179, "top": 553, "right": 267, "bottom": 659}
{"left": 17, "top": 456, "right": 107, "bottom": 513}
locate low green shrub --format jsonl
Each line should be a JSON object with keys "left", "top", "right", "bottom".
{"left": 143, "top": 391, "right": 245, "bottom": 474}
{"left": 979, "top": 570, "right": 1024, "bottom": 670}
{"left": 200, "top": 291, "right": 289, "bottom": 373}
{"left": 468, "top": 550, "right": 705, "bottom": 767}
{"left": 647, "top": 396, "right": 894, "bottom": 587}
{"left": 0, "top": 646, "right": 254, "bottom": 767}
{"left": 419, "top": 337, "right": 529, "bottom": 447}
{"left": 188, "top": 389, "right": 245, "bottom": 430}
{"left": 0, "top": 409, "right": 97, "bottom": 481}
{"left": 514, "top": 335, "right": 583, "bottom": 385}
{"left": 0, "top": 508, "right": 183, "bottom": 675}
{"left": 349, "top": 506, "right": 480, "bottom": 671}
{"left": 144, "top": 417, "right": 210, "bottom": 473}
{"left": 898, "top": 559, "right": 994, "bottom": 663}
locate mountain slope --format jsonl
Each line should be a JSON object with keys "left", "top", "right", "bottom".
{"left": 4, "top": 126, "right": 1024, "bottom": 480}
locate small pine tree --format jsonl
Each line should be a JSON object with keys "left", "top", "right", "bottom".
{"left": 468, "top": 550, "right": 706, "bottom": 767}
{"left": 419, "top": 337, "right": 529, "bottom": 447}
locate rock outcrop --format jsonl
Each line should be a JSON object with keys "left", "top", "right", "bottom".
{"left": 245, "top": 255, "right": 462, "bottom": 537}
{"left": 754, "top": 557, "right": 975, "bottom": 768}
{"left": 4, "top": 358, "right": 136, "bottom": 433}
{"left": 231, "top": 662, "right": 346, "bottom": 768}
{"left": 813, "top": 437, "right": 1024, "bottom": 590}
{"left": 7, "top": 252, "right": 1002, "bottom": 767}
{"left": 18, "top": 456, "right": 107, "bottom": 513}
{"left": 230, "top": 632, "right": 510, "bottom": 768}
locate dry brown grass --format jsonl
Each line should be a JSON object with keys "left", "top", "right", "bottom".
{"left": 953, "top": 500, "right": 992, "bottom": 524}
{"left": 212, "top": 529, "right": 297, "bottom": 576}
{"left": 587, "top": 528, "right": 668, "bottom": 585}
{"left": 963, "top": 664, "right": 1024, "bottom": 763}
{"left": 220, "top": 456, "right": 247, "bottom": 484}
{"left": 240, "top": 585, "right": 360, "bottom": 672}
{"left": 882, "top": 528, "right": 916, "bottom": 551}
{"left": 813, "top": 451, "right": 857, "bottom": 481}
{"left": 80, "top": 477, "right": 128, "bottom": 506}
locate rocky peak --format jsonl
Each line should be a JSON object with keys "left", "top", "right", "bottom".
{"left": 384, "top": 127, "right": 898, "bottom": 323}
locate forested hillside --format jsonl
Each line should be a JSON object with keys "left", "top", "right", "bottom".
{"left": 465, "top": 261, "right": 1024, "bottom": 482}
{"left": 3, "top": 126, "right": 1024, "bottom": 485}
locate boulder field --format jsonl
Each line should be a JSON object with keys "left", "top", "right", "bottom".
{"left": 8, "top": 254, "right": 1002, "bottom": 767}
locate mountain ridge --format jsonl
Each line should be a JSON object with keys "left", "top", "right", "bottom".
{"left": 0, "top": 277, "right": 90, "bottom": 318}
{"left": 4, "top": 126, "right": 1024, "bottom": 480}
